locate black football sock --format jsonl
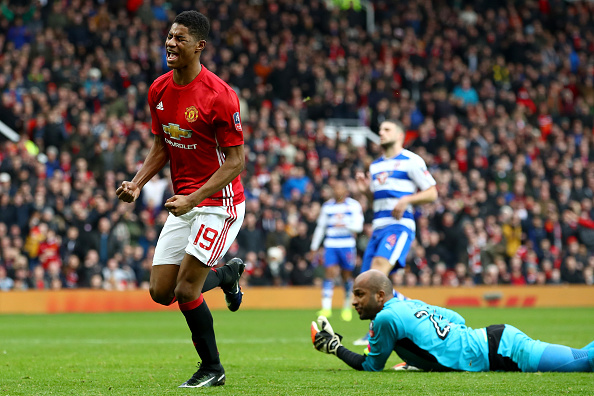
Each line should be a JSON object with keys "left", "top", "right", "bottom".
{"left": 202, "top": 267, "right": 234, "bottom": 292}
{"left": 179, "top": 295, "right": 222, "bottom": 371}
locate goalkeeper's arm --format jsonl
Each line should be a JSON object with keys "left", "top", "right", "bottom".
{"left": 312, "top": 316, "right": 366, "bottom": 370}
{"left": 336, "top": 346, "right": 365, "bottom": 371}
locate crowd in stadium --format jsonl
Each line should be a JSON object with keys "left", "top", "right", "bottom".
{"left": 0, "top": 0, "right": 593, "bottom": 292}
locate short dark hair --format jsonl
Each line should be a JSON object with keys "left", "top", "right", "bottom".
{"left": 173, "top": 11, "right": 210, "bottom": 41}
{"left": 383, "top": 119, "right": 405, "bottom": 132}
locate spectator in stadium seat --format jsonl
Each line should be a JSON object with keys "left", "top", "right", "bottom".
{"left": 79, "top": 250, "right": 102, "bottom": 288}
{"left": 91, "top": 217, "right": 121, "bottom": 265}
{"left": 237, "top": 212, "right": 265, "bottom": 255}
{"left": 30, "top": 264, "right": 48, "bottom": 290}
{"left": 287, "top": 221, "right": 312, "bottom": 264}
{"left": 102, "top": 258, "right": 133, "bottom": 291}
{"left": 60, "top": 226, "right": 85, "bottom": 262}
{"left": 452, "top": 76, "right": 479, "bottom": 107}
{"left": 62, "top": 255, "right": 81, "bottom": 289}
{"left": 0, "top": 265, "right": 14, "bottom": 290}
{"left": 282, "top": 167, "right": 312, "bottom": 200}
{"left": 584, "top": 267, "right": 594, "bottom": 286}
{"left": 265, "top": 218, "right": 290, "bottom": 251}
{"left": 561, "top": 256, "right": 585, "bottom": 285}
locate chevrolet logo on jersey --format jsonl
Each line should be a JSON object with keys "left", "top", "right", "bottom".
{"left": 162, "top": 123, "right": 192, "bottom": 140}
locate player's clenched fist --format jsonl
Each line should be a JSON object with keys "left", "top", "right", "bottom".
{"left": 164, "top": 195, "right": 195, "bottom": 217}
{"left": 116, "top": 181, "right": 140, "bottom": 203}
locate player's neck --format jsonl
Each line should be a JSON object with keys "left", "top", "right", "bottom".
{"left": 383, "top": 144, "right": 403, "bottom": 159}
{"left": 173, "top": 62, "right": 202, "bottom": 86}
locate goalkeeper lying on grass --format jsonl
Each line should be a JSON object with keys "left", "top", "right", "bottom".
{"left": 311, "top": 270, "right": 594, "bottom": 372}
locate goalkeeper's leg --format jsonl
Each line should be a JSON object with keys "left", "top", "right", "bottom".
{"left": 536, "top": 345, "right": 593, "bottom": 372}
{"left": 499, "top": 325, "right": 593, "bottom": 372}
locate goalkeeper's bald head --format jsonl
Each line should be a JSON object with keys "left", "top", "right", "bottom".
{"left": 355, "top": 270, "right": 393, "bottom": 298}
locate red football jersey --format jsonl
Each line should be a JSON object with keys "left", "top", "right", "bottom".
{"left": 148, "top": 66, "right": 245, "bottom": 207}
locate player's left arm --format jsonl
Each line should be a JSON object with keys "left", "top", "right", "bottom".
{"left": 392, "top": 157, "right": 437, "bottom": 219}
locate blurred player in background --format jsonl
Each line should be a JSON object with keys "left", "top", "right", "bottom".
{"left": 312, "top": 270, "right": 594, "bottom": 373}
{"left": 310, "top": 180, "right": 364, "bottom": 321}
{"left": 354, "top": 120, "right": 437, "bottom": 345}
{"left": 116, "top": 11, "right": 245, "bottom": 388}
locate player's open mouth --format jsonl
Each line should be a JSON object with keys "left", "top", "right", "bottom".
{"left": 167, "top": 51, "right": 179, "bottom": 62}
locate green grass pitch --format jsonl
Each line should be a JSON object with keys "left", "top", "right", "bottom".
{"left": 1, "top": 306, "right": 593, "bottom": 395}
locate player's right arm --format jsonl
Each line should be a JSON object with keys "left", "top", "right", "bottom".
{"left": 333, "top": 313, "right": 397, "bottom": 371}
{"left": 116, "top": 135, "right": 169, "bottom": 203}
{"left": 117, "top": 82, "right": 169, "bottom": 203}
{"left": 310, "top": 205, "right": 328, "bottom": 252}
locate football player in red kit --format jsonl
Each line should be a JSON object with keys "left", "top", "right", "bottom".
{"left": 116, "top": 11, "right": 245, "bottom": 388}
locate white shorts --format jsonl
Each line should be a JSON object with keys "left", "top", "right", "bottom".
{"left": 152, "top": 201, "right": 245, "bottom": 267}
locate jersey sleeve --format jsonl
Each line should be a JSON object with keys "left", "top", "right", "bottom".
{"left": 362, "top": 313, "right": 398, "bottom": 371}
{"left": 407, "top": 155, "right": 436, "bottom": 192}
{"left": 211, "top": 89, "right": 244, "bottom": 147}
{"left": 148, "top": 84, "right": 161, "bottom": 136}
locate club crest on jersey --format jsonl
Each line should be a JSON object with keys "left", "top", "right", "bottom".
{"left": 163, "top": 123, "right": 192, "bottom": 140}
{"left": 233, "top": 112, "right": 242, "bottom": 131}
{"left": 185, "top": 106, "right": 199, "bottom": 123}
{"left": 369, "top": 321, "right": 375, "bottom": 338}
{"left": 377, "top": 172, "right": 389, "bottom": 184}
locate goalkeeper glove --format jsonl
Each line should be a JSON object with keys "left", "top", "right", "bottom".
{"left": 311, "top": 315, "right": 342, "bottom": 355}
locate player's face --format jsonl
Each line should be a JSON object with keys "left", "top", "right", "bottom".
{"left": 352, "top": 286, "right": 382, "bottom": 320}
{"left": 333, "top": 182, "right": 347, "bottom": 201}
{"left": 378, "top": 121, "right": 403, "bottom": 149}
{"left": 165, "top": 23, "right": 205, "bottom": 69}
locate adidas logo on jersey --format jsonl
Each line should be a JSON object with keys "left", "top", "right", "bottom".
{"left": 156, "top": 101, "right": 164, "bottom": 110}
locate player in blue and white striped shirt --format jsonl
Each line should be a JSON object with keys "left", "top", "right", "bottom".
{"left": 311, "top": 180, "right": 364, "bottom": 321}
{"left": 354, "top": 120, "right": 437, "bottom": 345}
{"left": 356, "top": 120, "right": 437, "bottom": 277}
